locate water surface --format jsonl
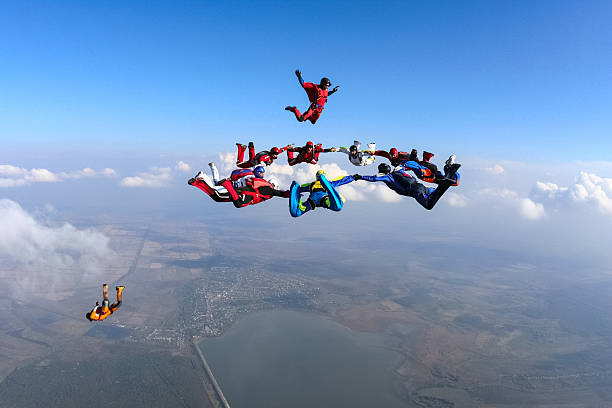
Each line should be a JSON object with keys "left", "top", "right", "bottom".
{"left": 201, "top": 309, "right": 406, "bottom": 408}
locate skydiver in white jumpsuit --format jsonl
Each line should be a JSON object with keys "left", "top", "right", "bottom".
{"left": 337, "top": 141, "right": 376, "bottom": 166}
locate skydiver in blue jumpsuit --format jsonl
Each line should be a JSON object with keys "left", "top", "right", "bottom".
{"left": 354, "top": 163, "right": 460, "bottom": 210}
{"left": 289, "top": 170, "right": 356, "bottom": 217}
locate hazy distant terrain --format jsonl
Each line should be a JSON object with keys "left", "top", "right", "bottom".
{"left": 1, "top": 207, "right": 612, "bottom": 407}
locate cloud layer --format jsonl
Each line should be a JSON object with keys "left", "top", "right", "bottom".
{"left": 0, "top": 164, "right": 117, "bottom": 187}
{"left": 120, "top": 161, "right": 192, "bottom": 187}
{"left": 0, "top": 199, "right": 113, "bottom": 300}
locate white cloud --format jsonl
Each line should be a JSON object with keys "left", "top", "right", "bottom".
{"left": 445, "top": 192, "right": 469, "bottom": 207}
{"left": 519, "top": 198, "right": 546, "bottom": 220}
{"left": 530, "top": 172, "right": 612, "bottom": 215}
{"left": 485, "top": 164, "right": 505, "bottom": 175}
{"left": 120, "top": 166, "right": 173, "bottom": 187}
{"left": 176, "top": 161, "right": 191, "bottom": 173}
{"left": 0, "top": 199, "right": 113, "bottom": 300}
{"left": 0, "top": 164, "right": 118, "bottom": 187}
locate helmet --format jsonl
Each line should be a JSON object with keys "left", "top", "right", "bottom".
{"left": 389, "top": 148, "right": 398, "bottom": 158}
{"left": 270, "top": 147, "right": 281, "bottom": 155}
{"left": 267, "top": 177, "right": 278, "bottom": 188}
{"left": 306, "top": 141, "right": 314, "bottom": 147}
{"left": 378, "top": 163, "right": 391, "bottom": 174}
{"left": 320, "top": 77, "right": 331, "bottom": 86}
{"left": 349, "top": 145, "right": 358, "bottom": 153}
{"left": 316, "top": 169, "right": 326, "bottom": 179}
{"left": 253, "top": 166, "right": 265, "bottom": 178}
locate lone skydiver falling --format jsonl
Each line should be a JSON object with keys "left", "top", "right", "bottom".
{"left": 337, "top": 141, "right": 377, "bottom": 166}
{"left": 353, "top": 162, "right": 460, "bottom": 210}
{"left": 86, "top": 284, "right": 124, "bottom": 321}
{"left": 289, "top": 170, "right": 356, "bottom": 217}
{"left": 285, "top": 70, "right": 339, "bottom": 124}
{"left": 286, "top": 141, "right": 336, "bottom": 166}
{"left": 236, "top": 142, "right": 291, "bottom": 168}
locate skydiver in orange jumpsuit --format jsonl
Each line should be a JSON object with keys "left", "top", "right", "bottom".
{"left": 86, "top": 284, "right": 124, "bottom": 321}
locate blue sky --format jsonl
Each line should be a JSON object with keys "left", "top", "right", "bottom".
{"left": 2, "top": 0, "right": 611, "bottom": 160}
{"left": 1, "top": 1, "right": 612, "bottom": 276}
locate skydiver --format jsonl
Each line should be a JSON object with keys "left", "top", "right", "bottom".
{"left": 86, "top": 284, "right": 124, "bottom": 321}
{"left": 401, "top": 154, "right": 461, "bottom": 186}
{"left": 352, "top": 162, "right": 460, "bottom": 210}
{"left": 371, "top": 147, "right": 413, "bottom": 167}
{"left": 189, "top": 175, "right": 288, "bottom": 208}
{"left": 289, "top": 170, "right": 356, "bottom": 217}
{"left": 236, "top": 142, "right": 291, "bottom": 168}
{"left": 199, "top": 162, "right": 265, "bottom": 190}
{"left": 337, "top": 141, "right": 377, "bottom": 166}
{"left": 285, "top": 70, "right": 339, "bottom": 125}
{"left": 286, "top": 141, "right": 337, "bottom": 166}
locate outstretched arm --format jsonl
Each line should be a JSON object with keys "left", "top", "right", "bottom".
{"left": 295, "top": 69, "right": 305, "bottom": 87}
{"left": 328, "top": 86, "right": 339, "bottom": 96}
{"left": 372, "top": 150, "right": 391, "bottom": 159}
{"left": 329, "top": 175, "right": 356, "bottom": 187}
{"left": 361, "top": 174, "right": 390, "bottom": 182}
{"left": 337, "top": 147, "right": 350, "bottom": 155}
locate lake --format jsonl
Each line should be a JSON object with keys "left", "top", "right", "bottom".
{"left": 201, "top": 309, "right": 406, "bottom": 408}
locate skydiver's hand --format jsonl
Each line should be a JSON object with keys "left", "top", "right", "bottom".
{"left": 295, "top": 69, "right": 302, "bottom": 78}
{"left": 353, "top": 174, "right": 362, "bottom": 180}
{"left": 331, "top": 86, "right": 339, "bottom": 93}
{"left": 330, "top": 147, "right": 338, "bottom": 152}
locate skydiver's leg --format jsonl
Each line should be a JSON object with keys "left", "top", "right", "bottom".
{"left": 285, "top": 106, "right": 304, "bottom": 122}
{"left": 306, "top": 109, "right": 321, "bottom": 124}
{"left": 422, "top": 151, "right": 434, "bottom": 162}
{"left": 236, "top": 143, "right": 246, "bottom": 163}
{"left": 422, "top": 179, "right": 454, "bottom": 210}
{"left": 287, "top": 151, "right": 299, "bottom": 166}
{"left": 300, "top": 106, "right": 316, "bottom": 123}
{"left": 102, "top": 284, "right": 108, "bottom": 301}
{"left": 319, "top": 175, "right": 344, "bottom": 211}
{"left": 109, "top": 301, "right": 121, "bottom": 313}
{"left": 247, "top": 142, "right": 255, "bottom": 161}
{"left": 209, "top": 163, "right": 221, "bottom": 185}
{"left": 115, "top": 286, "right": 123, "bottom": 301}
{"left": 190, "top": 179, "right": 232, "bottom": 202}
{"left": 220, "top": 179, "right": 240, "bottom": 201}
{"left": 289, "top": 181, "right": 311, "bottom": 217}
{"left": 110, "top": 286, "right": 122, "bottom": 313}
{"left": 236, "top": 161, "right": 254, "bottom": 169}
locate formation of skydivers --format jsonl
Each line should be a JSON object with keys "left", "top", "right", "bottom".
{"left": 188, "top": 69, "right": 461, "bottom": 216}
{"left": 87, "top": 69, "right": 461, "bottom": 321}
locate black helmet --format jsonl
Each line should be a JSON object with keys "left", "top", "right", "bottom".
{"left": 378, "top": 163, "right": 391, "bottom": 174}
{"left": 349, "top": 145, "right": 358, "bottom": 153}
{"left": 320, "top": 77, "right": 331, "bottom": 86}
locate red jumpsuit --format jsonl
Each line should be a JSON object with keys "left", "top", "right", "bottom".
{"left": 289, "top": 81, "right": 329, "bottom": 124}
{"left": 372, "top": 149, "right": 411, "bottom": 167}
{"left": 236, "top": 144, "right": 288, "bottom": 168}
{"left": 190, "top": 178, "right": 288, "bottom": 208}
{"left": 287, "top": 142, "right": 334, "bottom": 166}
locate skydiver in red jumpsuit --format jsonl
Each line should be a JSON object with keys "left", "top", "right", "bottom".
{"left": 188, "top": 176, "right": 289, "bottom": 208}
{"left": 285, "top": 70, "right": 339, "bottom": 124}
{"left": 286, "top": 141, "right": 337, "bottom": 166}
{"left": 236, "top": 142, "right": 291, "bottom": 168}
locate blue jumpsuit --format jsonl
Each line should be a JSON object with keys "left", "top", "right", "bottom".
{"left": 289, "top": 174, "right": 355, "bottom": 217}
{"left": 361, "top": 169, "right": 456, "bottom": 210}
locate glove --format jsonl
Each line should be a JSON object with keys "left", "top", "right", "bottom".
{"left": 353, "top": 174, "right": 362, "bottom": 180}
